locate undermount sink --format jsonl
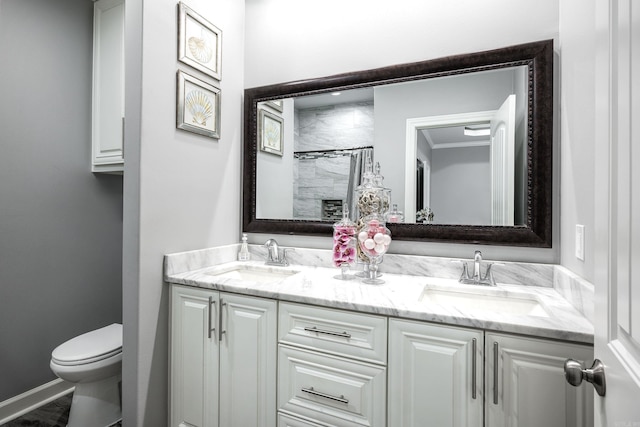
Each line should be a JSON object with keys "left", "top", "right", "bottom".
{"left": 205, "top": 264, "right": 300, "bottom": 283}
{"left": 419, "top": 283, "right": 549, "bottom": 317}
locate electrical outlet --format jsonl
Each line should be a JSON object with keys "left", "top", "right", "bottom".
{"left": 575, "top": 224, "right": 585, "bottom": 261}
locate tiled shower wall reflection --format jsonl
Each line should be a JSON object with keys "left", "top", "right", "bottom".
{"left": 293, "top": 101, "right": 374, "bottom": 220}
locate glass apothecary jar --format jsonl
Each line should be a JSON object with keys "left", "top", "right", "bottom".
{"left": 357, "top": 214, "right": 391, "bottom": 284}
{"left": 332, "top": 207, "right": 357, "bottom": 280}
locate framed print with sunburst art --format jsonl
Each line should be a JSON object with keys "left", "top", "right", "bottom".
{"left": 258, "top": 108, "right": 284, "bottom": 156}
{"left": 177, "top": 70, "right": 220, "bottom": 138}
{"left": 265, "top": 99, "right": 283, "bottom": 112}
{"left": 178, "top": 2, "right": 222, "bottom": 80}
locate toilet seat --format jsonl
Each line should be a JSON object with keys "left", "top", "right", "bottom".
{"left": 52, "top": 323, "right": 122, "bottom": 366}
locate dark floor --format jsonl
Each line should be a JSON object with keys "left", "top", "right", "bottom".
{"left": 0, "top": 394, "right": 121, "bottom": 427}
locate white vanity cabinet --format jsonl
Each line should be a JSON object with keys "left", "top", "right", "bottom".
{"left": 169, "top": 285, "right": 277, "bottom": 427}
{"left": 485, "top": 332, "right": 594, "bottom": 427}
{"left": 388, "top": 319, "right": 484, "bottom": 427}
{"left": 92, "top": 0, "right": 125, "bottom": 173}
{"left": 277, "top": 302, "right": 387, "bottom": 427}
{"left": 388, "top": 320, "right": 593, "bottom": 427}
{"left": 166, "top": 281, "right": 593, "bottom": 427}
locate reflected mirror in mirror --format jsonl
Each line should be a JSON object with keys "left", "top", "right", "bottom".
{"left": 244, "top": 40, "right": 553, "bottom": 247}
{"left": 256, "top": 66, "right": 528, "bottom": 227}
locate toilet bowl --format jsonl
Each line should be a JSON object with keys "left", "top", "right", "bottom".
{"left": 50, "top": 323, "right": 122, "bottom": 427}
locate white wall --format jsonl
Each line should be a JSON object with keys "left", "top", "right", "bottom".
{"left": 245, "top": 0, "right": 561, "bottom": 263}
{"left": 123, "top": 0, "right": 245, "bottom": 424}
{"left": 245, "top": 0, "right": 559, "bottom": 87}
{"left": 558, "top": 0, "right": 596, "bottom": 281}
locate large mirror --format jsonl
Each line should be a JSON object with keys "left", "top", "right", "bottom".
{"left": 243, "top": 40, "right": 553, "bottom": 247}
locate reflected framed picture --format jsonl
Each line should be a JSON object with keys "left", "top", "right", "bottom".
{"left": 265, "top": 99, "right": 283, "bottom": 112}
{"left": 258, "top": 108, "right": 284, "bottom": 156}
{"left": 177, "top": 70, "right": 221, "bottom": 139}
{"left": 177, "top": 2, "right": 222, "bottom": 80}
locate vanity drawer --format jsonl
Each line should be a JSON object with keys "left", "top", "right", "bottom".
{"left": 278, "top": 412, "right": 327, "bottom": 427}
{"left": 278, "top": 344, "right": 386, "bottom": 427}
{"left": 278, "top": 302, "right": 387, "bottom": 364}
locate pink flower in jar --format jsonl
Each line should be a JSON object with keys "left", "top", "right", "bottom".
{"left": 333, "top": 229, "right": 355, "bottom": 267}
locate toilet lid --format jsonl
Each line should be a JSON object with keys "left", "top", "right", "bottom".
{"left": 52, "top": 323, "right": 122, "bottom": 365}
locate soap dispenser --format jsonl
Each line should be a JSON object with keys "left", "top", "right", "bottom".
{"left": 238, "top": 233, "right": 250, "bottom": 261}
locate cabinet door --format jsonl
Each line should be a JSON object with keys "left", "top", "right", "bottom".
{"left": 485, "top": 333, "right": 593, "bottom": 427}
{"left": 92, "top": 0, "right": 124, "bottom": 173}
{"left": 388, "top": 319, "right": 483, "bottom": 427}
{"left": 170, "top": 285, "right": 219, "bottom": 427}
{"left": 219, "top": 293, "right": 277, "bottom": 427}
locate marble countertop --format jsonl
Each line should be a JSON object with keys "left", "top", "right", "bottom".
{"left": 164, "top": 249, "right": 594, "bottom": 344}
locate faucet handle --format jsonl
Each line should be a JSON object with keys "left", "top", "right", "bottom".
{"left": 459, "top": 262, "right": 470, "bottom": 282}
{"left": 281, "top": 247, "right": 295, "bottom": 266}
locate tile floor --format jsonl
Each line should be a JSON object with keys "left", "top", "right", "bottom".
{"left": 0, "top": 393, "right": 121, "bottom": 427}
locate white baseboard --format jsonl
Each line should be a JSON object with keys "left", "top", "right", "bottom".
{"left": 0, "top": 379, "right": 74, "bottom": 424}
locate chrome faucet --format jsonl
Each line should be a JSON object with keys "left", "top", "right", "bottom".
{"left": 459, "top": 250, "right": 496, "bottom": 286}
{"left": 264, "top": 239, "right": 293, "bottom": 266}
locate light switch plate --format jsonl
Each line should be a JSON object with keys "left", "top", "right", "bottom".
{"left": 575, "top": 224, "right": 585, "bottom": 261}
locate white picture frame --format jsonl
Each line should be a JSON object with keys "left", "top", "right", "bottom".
{"left": 177, "top": 70, "right": 221, "bottom": 139}
{"left": 177, "top": 2, "right": 222, "bottom": 80}
{"left": 258, "top": 108, "right": 284, "bottom": 156}
{"left": 264, "top": 99, "right": 283, "bottom": 112}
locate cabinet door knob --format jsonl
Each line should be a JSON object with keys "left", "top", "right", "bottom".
{"left": 564, "top": 359, "right": 606, "bottom": 396}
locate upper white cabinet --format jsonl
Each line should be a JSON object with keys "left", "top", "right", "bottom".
{"left": 169, "top": 285, "right": 277, "bottom": 427}
{"left": 91, "top": 0, "right": 124, "bottom": 173}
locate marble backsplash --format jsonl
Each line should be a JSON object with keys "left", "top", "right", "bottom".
{"left": 553, "top": 265, "right": 595, "bottom": 322}
{"left": 164, "top": 244, "right": 594, "bottom": 325}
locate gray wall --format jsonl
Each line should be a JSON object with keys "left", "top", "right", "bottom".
{"left": 257, "top": 99, "right": 294, "bottom": 219}
{"left": 374, "top": 69, "right": 524, "bottom": 215}
{"left": 0, "top": 0, "right": 123, "bottom": 401}
{"left": 430, "top": 146, "right": 491, "bottom": 225}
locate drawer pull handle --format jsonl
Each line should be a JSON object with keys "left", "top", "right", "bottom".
{"left": 208, "top": 297, "right": 216, "bottom": 339}
{"left": 493, "top": 342, "right": 499, "bottom": 405}
{"left": 301, "top": 387, "right": 349, "bottom": 404}
{"left": 303, "top": 326, "right": 351, "bottom": 339}
{"left": 219, "top": 300, "right": 227, "bottom": 341}
{"left": 471, "top": 338, "right": 477, "bottom": 400}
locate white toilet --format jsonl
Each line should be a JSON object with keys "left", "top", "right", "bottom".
{"left": 50, "top": 323, "right": 122, "bottom": 427}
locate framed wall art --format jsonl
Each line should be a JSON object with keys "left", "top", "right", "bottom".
{"left": 264, "top": 99, "right": 283, "bottom": 112}
{"left": 177, "top": 2, "right": 222, "bottom": 80}
{"left": 258, "top": 108, "right": 284, "bottom": 156}
{"left": 177, "top": 70, "right": 221, "bottom": 139}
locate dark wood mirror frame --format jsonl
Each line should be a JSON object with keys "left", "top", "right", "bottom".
{"left": 243, "top": 39, "right": 553, "bottom": 247}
